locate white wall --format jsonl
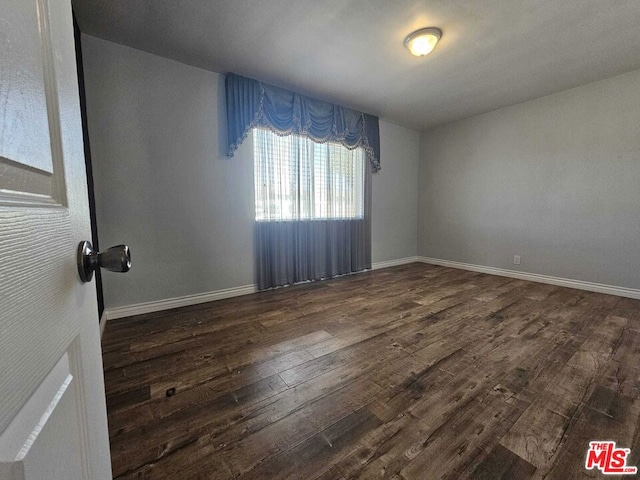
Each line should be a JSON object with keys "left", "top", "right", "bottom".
{"left": 81, "top": 35, "right": 420, "bottom": 310}
{"left": 418, "top": 68, "right": 640, "bottom": 290}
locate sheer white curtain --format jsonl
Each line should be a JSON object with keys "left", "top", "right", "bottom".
{"left": 253, "top": 128, "right": 371, "bottom": 290}
{"left": 254, "top": 128, "right": 365, "bottom": 221}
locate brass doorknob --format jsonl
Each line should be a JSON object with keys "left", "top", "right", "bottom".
{"left": 77, "top": 241, "right": 131, "bottom": 282}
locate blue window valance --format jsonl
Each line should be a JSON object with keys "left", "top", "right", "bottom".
{"left": 225, "top": 73, "right": 380, "bottom": 172}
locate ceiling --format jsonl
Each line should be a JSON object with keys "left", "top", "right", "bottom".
{"left": 73, "top": 0, "right": 640, "bottom": 131}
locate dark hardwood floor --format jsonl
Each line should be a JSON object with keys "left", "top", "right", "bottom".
{"left": 102, "top": 263, "right": 640, "bottom": 479}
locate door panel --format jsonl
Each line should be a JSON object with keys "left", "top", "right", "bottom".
{"left": 0, "top": 208, "right": 77, "bottom": 433}
{"left": 0, "top": 0, "right": 53, "bottom": 175}
{"left": 0, "top": 0, "right": 112, "bottom": 478}
{"left": 0, "top": 353, "right": 83, "bottom": 479}
{"left": 0, "top": 0, "right": 61, "bottom": 207}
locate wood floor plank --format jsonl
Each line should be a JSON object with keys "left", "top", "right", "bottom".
{"left": 239, "top": 407, "right": 382, "bottom": 480}
{"left": 102, "top": 263, "right": 640, "bottom": 479}
{"left": 115, "top": 434, "right": 233, "bottom": 480}
{"left": 107, "top": 373, "right": 288, "bottom": 438}
{"left": 217, "top": 377, "right": 383, "bottom": 477}
{"left": 313, "top": 466, "right": 346, "bottom": 480}
{"left": 542, "top": 386, "right": 640, "bottom": 480}
{"left": 333, "top": 412, "right": 424, "bottom": 479}
{"left": 499, "top": 313, "right": 627, "bottom": 471}
{"left": 399, "top": 395, "right": 524, "bottom": 480}
{"left": 469, "top": 444, "right": 537, "bottom": 480}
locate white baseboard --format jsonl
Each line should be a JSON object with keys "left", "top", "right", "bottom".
{"left": 99, "top": 313, "right": 107, "bottom": 338}
{"left": 103, "top": 255, "right": 638, "bottom": 321}
{"left": 103, "top": 257, "right": 421, "bottom": 321}
{"left": 371, "top": 256, "right": 420, "bottom": 270}
{"left": 103, "top": 284, "right": 257, "bottom": 320}
{"left": 418, "top": 256, "right": 640, "bottom": 300}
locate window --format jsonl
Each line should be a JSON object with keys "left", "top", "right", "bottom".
{"left": 253, "top": 128, "right": 365, "bottom": 221}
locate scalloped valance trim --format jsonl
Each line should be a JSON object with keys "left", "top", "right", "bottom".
{"left": 226, "top": 73, "right": 380, "bottom": 172}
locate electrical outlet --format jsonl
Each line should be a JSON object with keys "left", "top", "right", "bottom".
{"left": 513, "top": 255, "right": 521, "bottom": 265}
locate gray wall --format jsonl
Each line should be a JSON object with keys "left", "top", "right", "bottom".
{"left": 373, "top": 122, "right": 419, "bottom": 264}
{"left": 81, "top": 35, "right": 419, "bottom": 310}
{"left": 418, "top": 68, "right": 640, "bottom": 289}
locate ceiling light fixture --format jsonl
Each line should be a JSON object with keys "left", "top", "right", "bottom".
{"left": 404, "top": 27, "right": 442, "bottom": 57}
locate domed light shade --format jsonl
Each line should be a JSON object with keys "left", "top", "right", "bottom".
{"left": 404, "top": 27, "right": 442, "bottom": 56}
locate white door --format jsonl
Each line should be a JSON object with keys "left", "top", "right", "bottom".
{"left": 0, "top": 0, "right": 112, "bottom": 478}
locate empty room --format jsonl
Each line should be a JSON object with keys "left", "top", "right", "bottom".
{"left": 1, "top": 1, "right": 640, "bottom": 479}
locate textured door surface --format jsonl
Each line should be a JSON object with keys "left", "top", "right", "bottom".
{"left": 0, "top": 0, "right": 112, "bottom": 478}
